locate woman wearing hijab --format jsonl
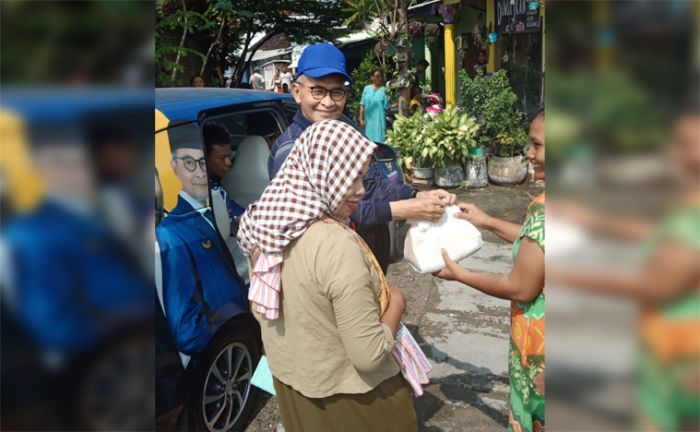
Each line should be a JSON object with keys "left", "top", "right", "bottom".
{"left": 237, "top": 120, "right": 426, "bottom": 432}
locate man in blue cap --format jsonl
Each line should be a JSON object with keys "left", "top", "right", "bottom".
{"left": 269, "top": 43, "right": 455, "bottom": 272}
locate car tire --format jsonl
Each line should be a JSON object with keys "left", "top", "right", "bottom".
{"left": 186, "top": 319, "right": 260, "bottom": 432}
{"left": 74, "top": 321, "right": 154, "bottom": 431}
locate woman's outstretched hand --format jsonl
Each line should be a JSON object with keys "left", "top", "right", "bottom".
{"left": 454, "top": 203, "right": 491, "bottom": 229}
{"left": 433, "top": 249, "right": 465, "bottom": 282}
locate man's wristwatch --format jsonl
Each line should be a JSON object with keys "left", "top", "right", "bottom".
{"left": 411, "top": 189, "right": 418, "bottom": 198}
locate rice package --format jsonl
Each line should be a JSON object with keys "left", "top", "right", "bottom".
{"left": 404, "top": 205, "right": 483, "bottom": 274}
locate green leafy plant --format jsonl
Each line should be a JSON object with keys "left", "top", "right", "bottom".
{"left": 422, "top": 106, "right": 480, "bottom": 168}
{"left": 458, "top": 69, "right": 528, "bottom": 157}
{"left": 386, "top": 107, "right": 479, "bottom": 169}
{"left": 386, "top": 111, "right": 428, "bottom": 166}
{"left": 343, "top": 0, "right": 412, "bottom": 112}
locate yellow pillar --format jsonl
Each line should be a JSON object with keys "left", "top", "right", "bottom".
{"left": 594, "top": 0, "right": 613, "bottom": 71}
{"left": 444, "top": 23, "right": 456, "bottom": 106}
{"left": 541, "top": 0, "right": 545, "bottom": 75}
{"left": 486, "top": 0, "right": 495, "bottom": 72}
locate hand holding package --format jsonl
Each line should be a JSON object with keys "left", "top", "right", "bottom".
{"left": 404, "top": 205, "right": 483, "bottom": 273}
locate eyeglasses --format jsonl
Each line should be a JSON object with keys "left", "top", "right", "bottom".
{"left": 296, "top": 82, "right": 347, "bottom": 102}
{"left": 175, "top": 156, "right": 207, "bottom": 172}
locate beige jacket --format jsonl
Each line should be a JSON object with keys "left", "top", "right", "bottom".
{"left": 255, "top": 221, "right": 399, "bottom": 398}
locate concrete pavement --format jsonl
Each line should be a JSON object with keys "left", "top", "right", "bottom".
{"left": 245, "top": 182, "right": 543, "bottom": 432}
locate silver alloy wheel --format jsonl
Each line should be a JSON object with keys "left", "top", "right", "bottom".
{"left": 201, "top": 341, "right": 253, "bottom": 432}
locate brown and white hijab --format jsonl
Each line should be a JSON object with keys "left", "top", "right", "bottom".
{"left": 236, "top": 119, "right": 376, "bottom": 319}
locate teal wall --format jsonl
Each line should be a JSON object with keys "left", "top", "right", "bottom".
{"left": 411, "top": 32, "right": 426, "bottom": 85}
{"left": 454, "top": 6, "right": 487, "bottom": 99}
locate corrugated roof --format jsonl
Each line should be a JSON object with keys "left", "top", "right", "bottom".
{"left": 250, "top": 47, "right": 292, "bottom": 62}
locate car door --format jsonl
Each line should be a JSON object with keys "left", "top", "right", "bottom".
{"left": 156, "top": 114, "right": 267, "bottom": 432}
{"left": 155, "top": 120, "right": 249, "bottom": 358}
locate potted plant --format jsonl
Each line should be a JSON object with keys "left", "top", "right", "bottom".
{"left": 386, "top": 111, "right": 433, "bottom": 180}
{"left": 458, "top": 69, "right": 530, "bottom": 184}
{"left": 423, "top": 106, "right": 479, "bottom": 187}
{"left": 487, "top": 130, "right": 529, "bottom": 185}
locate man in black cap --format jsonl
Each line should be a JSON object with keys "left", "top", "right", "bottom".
{"left": 168, "top": 123, "right": 210, "bottom": 208}
{"left": 156, "top": 122, "right": 248, "bottom": 355}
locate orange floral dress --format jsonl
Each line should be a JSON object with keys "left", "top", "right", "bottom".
{"left": 508, "top": 193, "right": 545, "bottom": 432}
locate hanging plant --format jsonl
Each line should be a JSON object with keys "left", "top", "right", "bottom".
{"left": 408, "top": 21, "right": 423, "bottom": 40}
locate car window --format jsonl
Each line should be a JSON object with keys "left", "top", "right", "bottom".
{"left": 202, "top": 108, "right": 285, "bottom": 282}
{"left": 217, "top": 114, "right": 248, "bottom": 153}
{"left": 282, "top": 100, "right": 298, "bottom": 125}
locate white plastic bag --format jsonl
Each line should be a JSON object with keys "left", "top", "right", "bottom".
{"left": 403, "top": 205, "right": 483, "bottom": 274}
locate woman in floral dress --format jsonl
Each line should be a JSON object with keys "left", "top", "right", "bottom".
{"left": 548, "top": 109, "right": 699, "bottom": 431}
{"left": 434, "top": 110, "right": 546, "bottom": 432}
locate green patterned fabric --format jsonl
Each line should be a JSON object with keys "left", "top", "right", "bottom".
{"left": 637, "top": 203, "right": 700, "bottom": 430}
{"left": 508, "top": 194, "right": 545, "bottom": 432}
{"left": 512, "top": 198, "right": 545, "bottom": 258}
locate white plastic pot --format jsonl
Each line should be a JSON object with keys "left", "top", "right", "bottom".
{"left": 413, "top": 166, "right": 434, "bottom": 180}
{"left": 434, "top": 163, "right": 464, "bottom": 188}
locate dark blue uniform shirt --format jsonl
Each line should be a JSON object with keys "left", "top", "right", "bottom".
{"left": 268, "top": 110, "right": 415, "bottom": 228}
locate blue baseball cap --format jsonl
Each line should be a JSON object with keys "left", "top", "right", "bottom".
{"left": 295, "top": 43, "right": 351, "bottom": 82}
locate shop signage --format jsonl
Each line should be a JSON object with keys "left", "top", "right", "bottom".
{"left": 496, "top": 0, "right": 541, "bottom": 34}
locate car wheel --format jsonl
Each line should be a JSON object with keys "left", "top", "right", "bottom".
{"left": 188, "top": 320, "right": 260, "bottom": 432}
{"left": 75, "top": 322, "right": 154, "bottom": 431}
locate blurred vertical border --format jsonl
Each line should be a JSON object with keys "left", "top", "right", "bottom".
{"left": 546, "top": 1, "right": 699, "bottom": 431}
{"left": 1, "top": 1, "right": 156, "bottom": 430}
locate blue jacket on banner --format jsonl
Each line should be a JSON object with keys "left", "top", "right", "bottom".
{"left": 156, "top": 194, "right": 248, "bottom": 355}
{"left": 3, "top": 198, "right": 151, "bottom": 354}
{"left": 268, "top": 110, "right": 415, "bottom": 228}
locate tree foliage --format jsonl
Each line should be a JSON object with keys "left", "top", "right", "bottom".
{"left": 156, "top": 0, "right": 352, "bottom": 87}
{"left": 458, "top": 69, "right": 528, "bottom": 156}
{"left": 344, "top": 0, "right": 412, "bottom": 114}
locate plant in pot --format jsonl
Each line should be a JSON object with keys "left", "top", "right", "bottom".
{"left": 385, "top": 111, "right": 433, "bottom": 180}
{"left": 423, "top": 106, "right": 479, "bottom": 188}
{"left": 488, "top": 128, "right": 530, "bottom": 185}
{"left": 458, "top": 69, "right": 530, "bottom": 185}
